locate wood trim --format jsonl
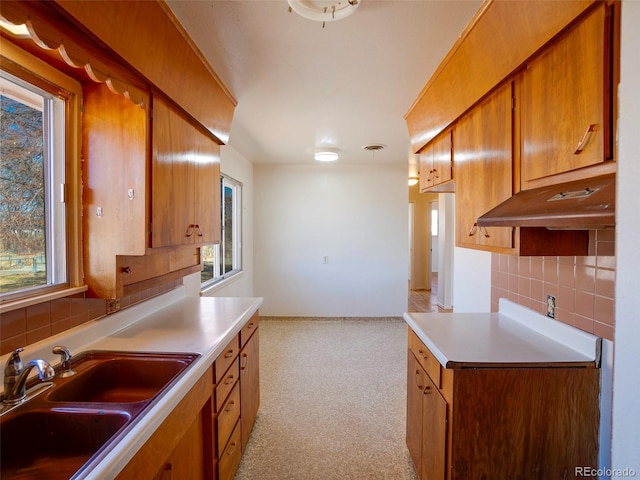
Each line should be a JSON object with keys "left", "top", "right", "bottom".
{"left": 405, "top": 0, "right": 596, "bottom": 153}
{"left": 54, "top": 0, "right": 235, "bottom": 144}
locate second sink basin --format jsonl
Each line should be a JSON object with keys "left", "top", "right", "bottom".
{"left": 47, "top": 351, "right": 198, "bottom": 403}
{"left": 1, "top": 408, "right": 131, "bottom": 479}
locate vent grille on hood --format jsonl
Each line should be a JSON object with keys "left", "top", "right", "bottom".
{"left": 477, "top": 173, "right": 615, "bottom": 229}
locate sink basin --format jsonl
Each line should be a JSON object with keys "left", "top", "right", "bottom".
{"left": 0, "top": 408, "right": 131, "bottom": 479}
{"left": 0, "top": 350, "right": 199, "bottom": 479}
{"left": 47, "top": 352, "right": 197, "bottom": 403}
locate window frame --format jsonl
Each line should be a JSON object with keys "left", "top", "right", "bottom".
{"left": 0, "top": 40, "right": 85, "bottom": 311}
{"left": 201, "top": 173, "right": 242, "bottom": 290}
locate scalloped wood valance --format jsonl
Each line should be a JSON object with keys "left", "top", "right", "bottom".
{"left": 1, "top": 0, "right": 148, "bottom": 107}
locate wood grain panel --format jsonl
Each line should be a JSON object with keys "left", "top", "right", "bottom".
{"left": 116, "top": 366, "right": 213, "bottom": 479}
{"left": 405, "top": 0, "right": 595, "bottom": 152}
{"left": 521, "top": 4, "right": 608, "bottom": 184}
{"left": 406, "top": 351, "right": 426, "bottom": 472}
{"left": 82, "top": 83, "right": 149, "bottom": 298}
{"left": 217, "top": 381, "right": 240, "bottom": 457}
{"left": 450, "top": 367, "right": 599, "bottom": 480}
{"left": 454, "top": 82, "right": 514, "bottom": 253}
{"left": 55, "top": 0, "right": 235, "bottom": 143}
{"left": 240, "top": 328, "right": 260, "bottom": 450}
{"left": 421, "top": 375, "right": 447, "bottom": 480}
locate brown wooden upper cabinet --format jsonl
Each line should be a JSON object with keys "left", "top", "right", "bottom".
{"left": 454, "top": 83, "right": 514, "bottom": 253}
{"left": 419, "top": 130, "right": 454, "bottom": 193}
{"left": 151, "top": 97, "right": 221, "bottom": 249}
{"left": 521, "top": 3, "right": 615, "bottom": 188}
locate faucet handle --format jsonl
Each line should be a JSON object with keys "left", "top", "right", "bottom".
{"left": 4, "top": 348, "right": 24, "bottom": 377}
{"left": 52, "top": 346, "right": 75, "bottom": 377}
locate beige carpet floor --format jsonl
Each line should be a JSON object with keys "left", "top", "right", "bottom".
{"left": 234, "top": 317, "right": 419, "bottom": 480}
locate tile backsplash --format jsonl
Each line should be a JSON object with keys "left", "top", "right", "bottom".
{"left": 1, "top": 279, "right": 182, "bottom": 355}
{"left": 491, "top": 229, "right": 615, "bottom": 341}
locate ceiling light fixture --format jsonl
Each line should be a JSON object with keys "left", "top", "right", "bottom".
{"left": 313, "top": 147, "right": 340, "bottom": 162}
{"left": 408, "top": 177, "right": 419, "bottom": 187}
{"left": 287, "top": 0, "right": 361, "bottom": 27}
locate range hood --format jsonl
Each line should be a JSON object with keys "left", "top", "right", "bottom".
{"left": 478, "top": 173, "right": 615, "bottom": 229}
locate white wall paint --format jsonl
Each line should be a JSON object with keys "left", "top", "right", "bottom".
{"left": 453, "top": 246, "right": 492, "bottom": 313}
{"left": 611, "top": 0, "right": 640, "bottom": 471}
{"left": 199, "top": 145, "right": 255, "bottom": 298}
{"left": 254, "top": 163, "right": 408, "bottom": 317}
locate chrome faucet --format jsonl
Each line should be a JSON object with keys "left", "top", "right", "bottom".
{"left": 2, "top": 348, "right": 55, "bottom": 405}
{"left": 52, "top": 345, "right": 76, "bottom": 377}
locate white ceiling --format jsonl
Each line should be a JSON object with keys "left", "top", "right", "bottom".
{"left": 166, "top": 0, "right": 482, "bottom": 168}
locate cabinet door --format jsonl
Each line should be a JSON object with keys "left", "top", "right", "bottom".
{"left": 407, "top": 351, "right": 426, "bottom": 472}
{"left": 432, "top": 130, "right": 453, "bottom": 187}
{"left": 421, "top": 374, "right": 447, "bottom": 480}
{"left": 240, "top": 328, "right": 260, "bottom": 450}
{"left": 153, "top": 412, "right": 206, "bottom": 480}
{"left": 454, "top": 82, "right": 513, "bottom": 252}
{"left": 521, "top": 5, "right": 610, "bottom": 184}
{"left": 418, "top": 144, "right": 434, "bottom": 192}
{"left": 152, "top": 97, "right": 196, "bottom": 248}
{"left": 152, "top": 97, "right": 220, "bottom": 248}
{"left": 419, "top": 131, "right": 453, "bottom": 193}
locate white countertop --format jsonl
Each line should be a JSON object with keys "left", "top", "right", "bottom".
{"left": 0, "top": 287, "right": 263, "bottom": 480}
{"left": 404, "top": 299, "right": 601, "bottom": 368}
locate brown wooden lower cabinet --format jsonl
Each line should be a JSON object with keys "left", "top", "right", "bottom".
{"left": 406, "top": 328, "right": 599, "bottom": 480}
{"left": 118, "top": 312, "right": 260, "bottom": 480}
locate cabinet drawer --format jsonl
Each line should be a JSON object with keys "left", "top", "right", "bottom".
{"left": 240, "top": 312, "right": 259, "bottom": 347}
{"left": 218, "top": 421, "right": 242, "bottom": 480}
{"left": 409, "top": 329, "right": 441, "bottom": 388}
{"left": 215, "top": 335, "right": 240, "bottom": 383}
{"left": 215, "top": 357, "right": 239, "bottom": 412}
{"left": 217, "top": 380, "right": 240, "bottom": 457}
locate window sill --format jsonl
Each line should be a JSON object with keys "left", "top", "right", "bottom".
{"left": 0, "top": 285, "right": 89, "bottom": 314}
{"left": 200, "top": 271, "right": 244, "bottom": 297}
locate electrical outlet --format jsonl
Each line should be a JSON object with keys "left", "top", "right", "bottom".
{"left": 322, "top": 256, "right": 329, "bottom": 264}
{"left": 546, "top": 294, "right": 556, "bottom": 318}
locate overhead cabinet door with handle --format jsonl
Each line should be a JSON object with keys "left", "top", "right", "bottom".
{"left": 454, "top": 82, "right": 514, "bottom": 253}
{"left": 521, "top": 4, "right": 615, "bottom": 186}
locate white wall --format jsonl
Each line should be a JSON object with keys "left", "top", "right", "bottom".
{"left": 254, "top": 162, "right": 408, "bottom": 317}
{"left": 198, "top": 145, "right": 255, "bottom": 298}
{"left": 611, "top": 0, "right": 640, "bottom": 471}
{"left": 453, "top": 246, "right": 492, "bottom": 312}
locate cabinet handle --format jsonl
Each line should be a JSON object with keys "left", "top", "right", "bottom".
{"left": 225, "top": 400, "right": 236, "bottom": 412}
{"left": 479, "top": 225, "right": 490, "bottom": 238}
{"left": 224, "top": 349, "right": 234, "bottom": 359}
{"left": 227, "top": 441, "right": 238, "bottom": 456}
{"left": 185, "top": 225, "right": 195, "bottom": 237}
{"left": 194, "top": 224, "right": 203, "bottom": 237}
{"left": 418, "top": 349, "right": 428, "bottom": 360}
{"left": 241, "top": 353, "right": 248, "bottom": 370}
{"left": 414, "top": 369, "right": 425, "bottom": 390}
{"left": 424, "top": 385, "right": 432, "bottom": 395}
{"left": 574, "top": 124, "right": 597, "bottom": 154}
{"left": 468, "top": 222, "right": 478, "bottom": 236}
{"left": 427, "top": 169, "right": 434, "bottom": 181}
{"left": 432, "top": 168, "right": 439, "bottom": 179}
{"left": 121, "top": 266, "right": 131, "bottom": 274}
{"left": 224, "top": 374, "right": 235, "bottom": 385}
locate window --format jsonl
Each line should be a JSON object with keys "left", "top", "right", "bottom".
{"left": 431, "top": 206, "right": 439, "bottom": 237}
{"left": 1, "top": 73, "right": 67, "bottom": 298}
{"left": 201, "top": 174, "right": 242, "bottom": 288}
{"left": 1, "top": 42, "right": 82, "bottom": 305}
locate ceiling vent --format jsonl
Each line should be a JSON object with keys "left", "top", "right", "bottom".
{"left": 362, "top": 144, "right": 385, "bottom": 152}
